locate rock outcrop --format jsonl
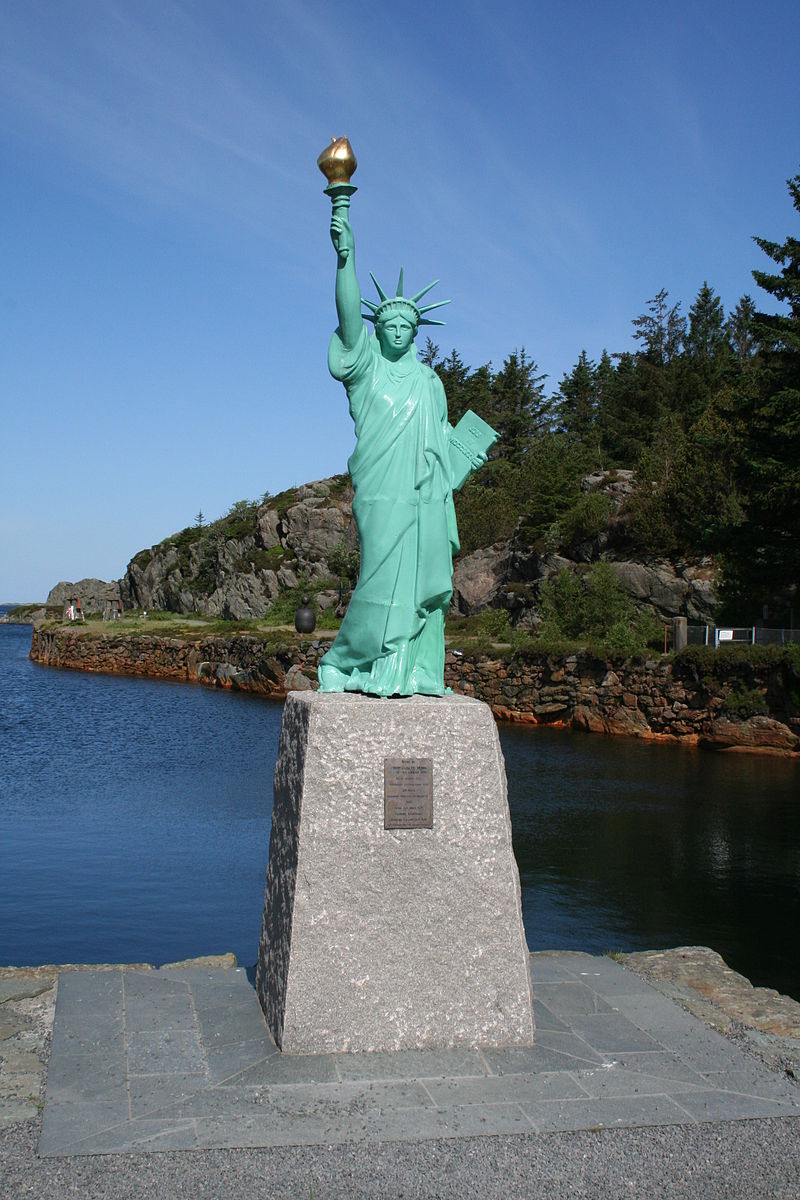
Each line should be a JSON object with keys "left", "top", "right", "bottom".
{"left": 607, "top": 559, "right": 717, "bottom": 621}
{"left": 49, "top": 469, "right": 721, "bottom": 627}
{"left": 119, "top": 478, "right": 356, "bottom": 619}
{"left": 46, "top": 578, "right": 122, "bottom": 614}
{"left": 451, "top": 470, "right": 718, "bottom": 626}
{"left": 451, "top": 544, "right": 515, "bottom": 615}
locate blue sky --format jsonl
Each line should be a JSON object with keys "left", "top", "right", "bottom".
{"left": 1, "top": 0, "right": 798, "bottom": 601}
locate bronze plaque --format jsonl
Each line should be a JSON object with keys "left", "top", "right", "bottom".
{"left": 384, "top": 757, "right": 433, "bottom": 830}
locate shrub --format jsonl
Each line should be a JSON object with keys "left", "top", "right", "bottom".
{"left": 538, "top": 568, "right": 587, "bottom": 640}
{"left": 538, "top": 562, "right": 657, "bottom": 654}
{"left": 328, "top": 541, "right": 360, "bottom": 587}
{"left": 270, "top": 487, "right": 299, "bottom": 519}
{"left": 220, "top": 500, "right": 259, "bottom": 540}
{"left": 556, "top": 492, "right": 615, "bottom": 549}
{"left": 194, "top": 546, "right": 219, "bottom": 595}
{"left": 725, "top": 686, "right": 769, "bottom": 718}
{"left": 479, "top": 608, "right": 512, "bottom": 640}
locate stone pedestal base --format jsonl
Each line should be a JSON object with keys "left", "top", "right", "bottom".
{"left": 256, "top": 691, "right": 534, "bottom": 1054}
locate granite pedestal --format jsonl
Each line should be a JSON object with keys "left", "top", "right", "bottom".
{"left": 256, "top": 691, "right": 534, "bottom": 1054}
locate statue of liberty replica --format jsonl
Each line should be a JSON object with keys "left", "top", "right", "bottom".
{"left": 256, "top": 141, "right": 532, "bottom": 1057}
{"left": 316, "top": 138, "right": 493, "bottom": 696}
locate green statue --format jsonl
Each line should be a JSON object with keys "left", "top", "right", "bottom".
{"left": 316, "top": 138, "right": 494, "bottom": 697}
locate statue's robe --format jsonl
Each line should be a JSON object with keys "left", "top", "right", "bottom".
{"left": 318, "top": 324, "right": 458, "bottom": 696}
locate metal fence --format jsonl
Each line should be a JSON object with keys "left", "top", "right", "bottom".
{"left": 686, "top": 625, "right": 800, "bottom": 647}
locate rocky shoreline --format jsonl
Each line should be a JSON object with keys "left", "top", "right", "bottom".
{"left": 29, "top": 626, "right": 800, "bottom": 755}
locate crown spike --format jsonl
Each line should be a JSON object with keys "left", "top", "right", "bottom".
{"left": 419, "top": 317, "right": 447, "bottom": 327}
{"left": 418, "top": 299, "right": 451, "bottom": 314}
{"left": 410, "top": 280, "right": 439, "bottom": 304}
{"left": 396, "top": 268, "right": 404, "bottom": 297}
{"left": 361, "top": 297, "right": 380, "bottom": 313}
{"left": 370, "top": 272, "right": 388, "bottom": 302}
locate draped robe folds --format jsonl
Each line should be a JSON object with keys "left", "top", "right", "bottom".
{"left": 318, "top": 324, "right": 459, "bottom": 696}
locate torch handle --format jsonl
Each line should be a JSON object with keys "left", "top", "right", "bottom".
{"left": 325, "top": 182, "right": 357, "bottom": 219}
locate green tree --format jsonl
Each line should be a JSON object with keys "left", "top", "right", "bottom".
{"left": 514, "top": 434, "right": 587, "bottom": 545}
{"left": 420, "top": 338, "right": 439, "bottom": 367}
{"left": 328, "top": 540, "right": 360, "bottom": 588}
{"left": 539, "top": 563, "right": 659, "bottom": 653}
{"left": 720, "top": 171, "right": 800, "bottom": 618}
{"left": 434, "top": 348, "right": 483, "bottom": 429}
{"left": 488, "top": 349, "right": 550, "bottom": 460}
{"left": 596, "top": 352, "right": 658, "bottom": 465}
{"left": 630, "top": 394, "right": 743, "bottom": 561}
{"left": 632, "top": 288, "right": 686, "bottom": 365}
{"left": 556, "top": 350, "right": 599, "bottom": 448}
{"left": 539, "top": 567, "right": 587, "bottom": 639}
{"left": 676, "top": 281, "right": 732, "bottom": 423}
{"left": 725, "top": 294, "right": 760, "bottom": 364}
{"left": 686, "top": 282, "right": 726, "bottom": 361}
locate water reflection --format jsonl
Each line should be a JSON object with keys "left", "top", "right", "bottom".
{"left": 501, "top": 723, "right": 800, "bottom": 999}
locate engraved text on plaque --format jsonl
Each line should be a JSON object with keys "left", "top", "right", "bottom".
{"left": 384, "top": 758, "right": 433, "bottom": 829}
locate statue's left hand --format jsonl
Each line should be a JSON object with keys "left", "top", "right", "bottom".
{"left": 471, "top": 450, "right": 488, "bottom": 470}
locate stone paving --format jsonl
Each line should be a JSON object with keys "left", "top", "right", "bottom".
{"left": 36, "top": 952, "right": 800, "bottom": 1157}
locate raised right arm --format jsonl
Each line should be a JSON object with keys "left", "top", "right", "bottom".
{"left": 330, "top": 214, "right": 363, "bottom": 350}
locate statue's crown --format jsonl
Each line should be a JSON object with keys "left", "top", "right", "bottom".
{"left": 362, "top": 270, "right": 450, "bottom": 329}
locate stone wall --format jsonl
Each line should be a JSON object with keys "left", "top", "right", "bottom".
{"left": 445, "top": 649, "right": 799, "bottom": 753}
{"left": 30, "top": 628, "right": 322, "bottom": 699}
{"left": 30, "top": 629, "right": 799, "bottom": 754}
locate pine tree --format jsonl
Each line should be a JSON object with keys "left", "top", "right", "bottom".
{"left": 726, "top": 295, "right": 759, "bottom": 364}
{"left": 420, "top": 338, "right": 440, "bottom": 367}
{"left": 596, "top": 351, "right": 662, "bottom": 466}
{"left": 488, "top": 348, "right": 550, "bottom": 460}
{"left": 720, "top": 171, "right": 800, "bottom": 619}
{"left": 556, "top": 350, "right": 598, "bottom": 446}
{"left": 675, "top": 282, "right": 732, "bottom": 423}
{"left": 686, "top": 282, "right": 726, "bottom": 361}
{"left": 632, "top": 288, "right": 686, "bottom": 365}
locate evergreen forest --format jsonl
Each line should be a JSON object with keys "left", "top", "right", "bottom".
{"left": 432, "top": 170, "right": 800, "bottom": 626}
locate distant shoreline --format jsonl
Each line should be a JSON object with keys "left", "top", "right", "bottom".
{"left": 0, "top": 603, "right": 51, "bottom": 625}
{"left": 28, "top": 623, "right": 800, "bottom": 756}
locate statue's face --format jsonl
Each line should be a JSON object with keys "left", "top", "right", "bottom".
{"left": 376, "top": 315, "right": 416, "bottom": 361}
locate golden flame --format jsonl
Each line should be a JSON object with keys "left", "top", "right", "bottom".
{"left": 317, "top": 136, "right": 357, "bottom": 186}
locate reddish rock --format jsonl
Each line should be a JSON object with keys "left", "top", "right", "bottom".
{"left": 700, "top": 715, "right": 798, "bottom": 753}
{"left": 603, "top": 706, "right": 651, "bottom": 736}
{"left": 571, "top": 706, "right": 606, "bottom": 734}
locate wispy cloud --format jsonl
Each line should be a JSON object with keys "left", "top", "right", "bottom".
{"left": 0, "top": 2, "right": 324, "bottom": 234}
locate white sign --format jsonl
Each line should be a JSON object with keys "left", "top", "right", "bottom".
{"left": 718, "top": 629, "right": 734, "bottom": 642}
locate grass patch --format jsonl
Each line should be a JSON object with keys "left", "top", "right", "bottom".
{"left": 270, "top": 487, "right": 299, "bottom": 520}
{"left": 42, "top": 610, "right": 337, "bottom": 645}
{"left": 724, "top": 686, "right": 769, "bottom": 718}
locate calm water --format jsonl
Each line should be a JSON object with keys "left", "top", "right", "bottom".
{"left": 1, "top": 621, "right": 798, "bottom": 998}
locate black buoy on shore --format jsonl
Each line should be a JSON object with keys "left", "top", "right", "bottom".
{"left": 295, "top": 595, "right": 316, "bottom": 634}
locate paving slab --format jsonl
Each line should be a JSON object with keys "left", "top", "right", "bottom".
{"left": 39, "top": 954, "right": 800, "bottom": 1157}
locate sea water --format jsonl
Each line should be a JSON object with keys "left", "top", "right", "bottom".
{"left": 1, "top": 620, "right": 798, "bottom": 999}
